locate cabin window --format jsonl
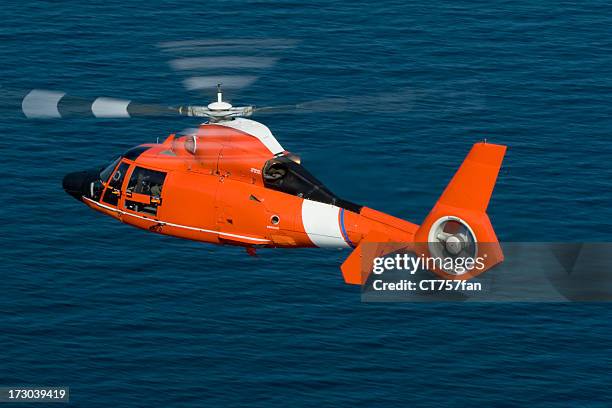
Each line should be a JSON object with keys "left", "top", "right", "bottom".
{"left": 124, "top": 167, "right": 167, "bottom": 216}
{"left": 262, "top": 157, "right": 362, "bottom": 213}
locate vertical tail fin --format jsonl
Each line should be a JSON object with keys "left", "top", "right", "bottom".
{"left": 431, "top": 142, "right": 506, "bottom": 213}
{"left": 415, "top": 142, "right": 507, "bottom": 278}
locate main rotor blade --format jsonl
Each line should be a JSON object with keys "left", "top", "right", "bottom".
{"left": 159, "top": 38, "right": 299, "bottom": 96}
{"left": 253, "top": 89, "right": 417, "bottom": 115}
{"left": 21, "top": 89, "right": 179, "bottom": 119}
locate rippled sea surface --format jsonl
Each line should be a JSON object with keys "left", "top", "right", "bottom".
{"left": 1, "top": 1, "right": 611, "bottom": 406}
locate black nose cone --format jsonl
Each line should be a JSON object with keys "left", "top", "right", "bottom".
{"left": 63, "top": 169, "right": 99, "bottom": 200}
{"left": 63, "top": 171, "right": 88, "bottom": 200}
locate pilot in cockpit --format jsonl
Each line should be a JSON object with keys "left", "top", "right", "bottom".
{"left": 150, "top": 183, "right": 162, "bottom": 197}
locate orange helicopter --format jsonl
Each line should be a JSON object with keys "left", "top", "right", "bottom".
{"left": 23, "top": 85, "right": 506, "bottom": 284}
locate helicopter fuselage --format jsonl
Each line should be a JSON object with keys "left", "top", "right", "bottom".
{"left": 62, "top": 118, "right": 506, "bottom": 284}
{"left": 63, "top": 119, "right": 416, "bottom": 250}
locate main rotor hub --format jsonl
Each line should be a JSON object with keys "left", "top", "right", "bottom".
{"left": 208, "top": 83, "right": 232, "bottom": 111}
{"left": 176, "top": 83, "right": 253, "bottom": 120}
{"left": 207, "top": 101, "right": 233, "bottom": 110}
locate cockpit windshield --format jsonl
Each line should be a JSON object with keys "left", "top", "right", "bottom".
{"left": 99, "top": 156, "right": 121, "bottom": 182}
{"left": 262, "top": 157, "right": 362, "bottom": 213}
{"left": 99, "top": 146, "right": 151, "bottom": 182}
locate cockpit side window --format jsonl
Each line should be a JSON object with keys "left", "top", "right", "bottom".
{"left": 124, "top": 167, "right": 167, "bottom": 216}
{"left": 262, "top": 157, "right": 362, "bottom": 213}
{"left": 126, "top": 167, "right": 166, "bottom": 197}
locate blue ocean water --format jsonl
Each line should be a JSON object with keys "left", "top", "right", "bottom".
{"left": 1, "top": 1, "right": 611, "bottom": 406}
